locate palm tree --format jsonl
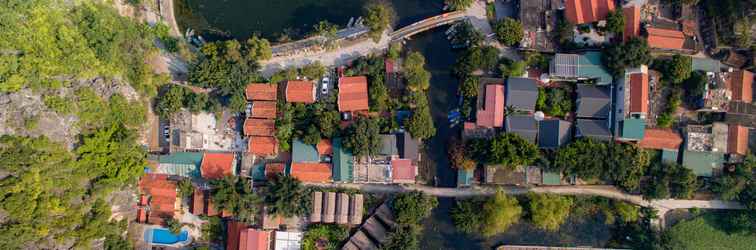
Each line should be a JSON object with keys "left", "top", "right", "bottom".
{"left": 209, "top": 176, "right": 260, "bottom": 223}
{"left": 264, "top": 174, "right": 308, "bottom": 217}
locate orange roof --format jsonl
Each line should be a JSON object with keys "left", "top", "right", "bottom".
{"left": 265, "top": 163, "right": 285, "bottom": 179}
{"left": 646, "top": 27, "right": 685, "bottom": 50}
{"left": 638, "top": 129, "right": 683, "bottom": 150}
{"left": 239, "top": 229, "right": 270, "bottom": 250}
{"left": 137, "top": 208, "right": 147, "bottom": 223}
{"left": 629, "top": 73, "right": 649, "bottom": 114}
{"left": 138, "top": 174, "right": 178, "bottom": 225}
{"left": 623, "top": 5, "right": 640, "bottom": 42}
{"left": 728, "top": 125, "right": 749, "bottom": 155}
{"left": 290, "top": 163, "right": 332, "bottom": 182}
{"left": 246, "top": 83, "right": 278, "bottom": 101}
{"left": 192, "top": 189, "right": 206, "bottom": 215}
{"left": 226, "top": 221, "right": 248, "bottom": 250}
{"left": 251, "top": 101, "right": 277, "bottom": 119}
{"left": 391, "top": 159, "right": 416, "bottom": 183}
{"left": 244, "top": 118, "right": 276, "bottom": 136}
{"left": 338, "top": 76, "right": 369, "bottom": 112}
{"left": 476, "top": 84, "right": 505, "bottom": 128}
{"left": 201, "top": 153, "right": 235, "bottom": 180}
{"left": 248, "top": 136, "right": 278, "bottom": 156}
{"left": 565, "top": 0, "right": 616, "bottom": 24}
{"left": 285, "top": 80, "right": 316, "bottom": 103}
{"left": 731, "top": 70, "right": 753, "bottom": 103}
{"left": 317, "top": 139, "right": 333, "bottom": 156}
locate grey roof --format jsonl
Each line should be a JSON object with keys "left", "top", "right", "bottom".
{"left": 506, "top": 78, "right": 539, "bottom": 111}
{"left": 538, "top": 120, "right": 573, "bottom": 148}
{"left": 576, "top": 119, "right": 612, "bottom": 141}
{"left": 576, "top": 84, "right": 611, "bottom": 118}
{"left": 505, "top": 115, "right": 538, "bottom": 144}
{"left": 549, "top": 52, "right": 613, "bottom": 85}
{"left": 398, "top": 132, "right": 419, "bottom": 161}
{"left": 379, "top": 134, "right": 398, "bottom": 156}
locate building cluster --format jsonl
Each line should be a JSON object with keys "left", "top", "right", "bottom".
{"left": 309, "top": 192, "right": 364, "bottom": 225}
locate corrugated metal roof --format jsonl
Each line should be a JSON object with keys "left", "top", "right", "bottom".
{"left": 457, "top": 169, "right": 473, "bottom": 187}
{"left": 551, "top": 52, "right": 613, "bottom": 85}
{"left": 576, "top": 119, "right": 612, "bottom": 141}
{"left": 538, "top": 119, "right": 573, "bottom": 149}
{"left": 505, "top": 115, "right": 538, "bottom": 144}
{"left": 692, "top": 58, "right": 722, "bottom": 73}
{"left": 542, "top": 170, "right": 561, "bottom": 185}
{"left": 577, "top": 84, "right": 611, "bottom": 118}
{"left": 292, "top": 139, "right": 320, "bottom": 163}
{"left": 333, "top": 138, "right": 354, "bottom": 182}
{"left": 506, "top": 78, "right": 538, "bottom": 111}
{"left": 681, "top": 151, "right": 725, "bottom": 177}
{"left": 379, "top": 134, "right": 398, "bottom": 156}
{"left": 620, "top": 118, "right": 646, "bottom": 140}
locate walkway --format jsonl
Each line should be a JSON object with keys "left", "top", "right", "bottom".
{"left": 305, "top": 183, "right": 744, "bottom": 228}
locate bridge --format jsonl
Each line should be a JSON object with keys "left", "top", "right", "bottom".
{"left": 389, "top": 11, "right": 467, "bottom": 42}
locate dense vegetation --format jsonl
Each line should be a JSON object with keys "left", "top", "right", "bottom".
{"left": 468, "top": 133, "right": 539, "bottom": 168}
{"left": 712, "top": 154, "right": 755, "bottom": 210}
{"left": 451, "top": 190, "right": 522, "bottom": 236}
{"left": 664, "top": 211, "right": 756, "bottom": 250}
{"left": 301, "top": 224, "right": 349, "bottom": 250}
{"left": 642, "top": 162, "right": 698, "bottom": 199}
{"left": 601, "top": 38, "right": 652, "bottom": 76}
{"left": 363, "top": 1, "right": 395, "bottom": 42}
{"left": 264, "top": 174, "right": 310, "bottom": 217}
{"left": 403, "top": 52, "right": 437, "bottom": 140}
{"left": 445, "top": 0, "right": 474, "bottom": 11}
{"left": 343, "top": 117, "right": 383, "bottom": 157}
{"left": 209, "top": 176, "right": 262, "bottom": 223}
{"left": 536, "top": 87, "right": 573, "bottom": 118}
{"left": 385, "top": 191, "right": 438, "bottom": 250}
{"left": 493, "top": 18, "right": 524, "bottom": 46}
{"left": 554, "top": 138, "right": 649, "bottom": 191}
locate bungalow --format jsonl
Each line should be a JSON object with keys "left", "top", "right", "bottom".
{"left": 397, "top": 132, "right": 419, "bottom": 162}
{"left": 728, "top": 124, "right": 749, "bottom": 156}
{"left": 623, "top": 5, "right": 641, "bottom": 42}
{"left": 338, "top": 76, "right": 369, "bottom": 113}
{"left": 564, "top": 0, "right": 616, "bottom": 25}
{"left": 538, "top": 119, "right": 573, "bottom": 149}
{"left": 638, "top": 128, "right": 683, "bottom": 151}
{"left": 244, "top": 119, "right": 276, "bottom": 137}
{"left": 245, "top": 83, "right": 278, "bottom": 101}
{"left": 576, "top": 84, "right": 611, "bottom": 119}
{"left": 506, "top": 78, "right": 538, "bottom": 112}
{"left": 289, "top": 163, "right": 332, "bottom": 183}
{"left": 646, "top": 27, "right": 696, "bottom": 52}
{"left": 248, "top": 136, "right": 278, "bottom": 157}
{"left": 310, "top": 192, "right": 363, "bottom": 225}
{"left": 391, "top": 159, "right": 416, "bottom": 184}
{"left": 200, "top": 152, "right": 237, "bottom": 180}
{"left": 549, "top": 52, "right": 613, "bottom": 85}
{"left": 285, "top": 80, "right": 316, "bottom": 103}
{"left": 236, "top": 228, "right": 271, "bottom": 250}
{"left": 476, "top": 84, "right": 505, "bottom": 128}
{"left": 505, "top": 115, "right": 538, "bottom": 144}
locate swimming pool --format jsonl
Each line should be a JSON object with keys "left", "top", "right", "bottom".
{"left": 145, "top": 228, "right": 189, "bottom": 245}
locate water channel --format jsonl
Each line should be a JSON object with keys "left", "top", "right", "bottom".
{"left": 176, "top": 0, "right": 612, "bottom": 248}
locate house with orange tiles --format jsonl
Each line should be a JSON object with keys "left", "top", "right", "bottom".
{"left": 616, "top": 66, "right": 649, "bottom": 141}
{"left": 476, "top": 83, "right": 505, "bottom": 128}
{"left": 285, "top": 80, "right": 316, "bottom": 103}
{"left": 136, "top": 173, "right": 177, "bottom": 226}
{"left": 249, "top": 101, "right": 277, "bottom": 119}
{"left": 564, "top": 0, "right": 616, "bottom": 25}
{"left": 244, "top": 118, "right": 276, "bottom": 137}
{"left": 248, "top": 136, "right": 279, "bottom": 157}
{"left": 245, "top": 83, "right": 278, "bottom": 101}
{"left": 623, "top": 4, "right": 641, "bottom": 42}
{"left": 338, "top": 76, "right": 369, "bottom": 113}
{"left": 728, "top": 124, "right": 750, "bottom": 156}
{"left": 290, "top": 163, "right": 332, "bottom": 183}
{"left": 226, "top": 221, "right": 271, "bottom": 250}
{"left": 200, "top": 152, "right": 237, "bottom": 180}
{"left": 731, "top": 70, "right": 753, "bottom": 103}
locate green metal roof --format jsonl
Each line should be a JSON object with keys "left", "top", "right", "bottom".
{"left": 681, "top": 151, "right": 725, "bottom": 177}
{"left": 332, "top": 138, "right": 354, "bottom": 182}
{"left": 542, "top": 171, "right": 561, "bottom": 185}
{"left": 457, "top": 169, "right": 473, "bottom": 187}
{"left": 292, "top": 139, "right": 320, "bottom": 163}
{"left": 661, "top": 149, "right": 679, "bottom": 164}
{"left": 692, "top": 58, "right": 721, "bottom": 73}
{"left": 578, "top": 52, "right": 614, "bottom": 85}
{"left": 158, "top": 152, "right": 203, "bottom": 165}
{"left": 157, "top": 152, "right": 202, "bottom": 178}
{"left": 621, "top": 118, "right": 646, "bottom": 140}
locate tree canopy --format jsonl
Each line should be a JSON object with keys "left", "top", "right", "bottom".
{"left": 391, "top": 191, "right": 438, "bottom": 225}
{"left": 363, "top": 2, "right": 395, "bottom": 42}
{"left": 493, "top": 18, "right": 524, "bottom": 46}
{"left": 555, "top": 138, "right": 649, "bottom": 191}
{"left": 527, "top": 193, "right": 574, "bottom": 231}
{"left": 481, "top": 190, "right": 522, "bottom": 236}
{"left": 210, "top": 176, "right": 261, "bottom": 223}
{"left": 445, "top": 0, "right": 475, "bottom": 11}
{"left": 654, "top": 54, "right": 692, "bottom": 85}
{"left": 264, "top": 174, "right": 309, "bottom": 217}
{"left": 605, "top": 9, "right": 625, "bottom": 34}
{"left": 469, "top": 133, "right": 539, "bottom": 168}
{"left": 343, "top": 117, "right": 383, "bottom": 157}
{"left": 602, "top": 38, "right": 652, "bottom": 76}
{"left": 403, "top": 52, "right": 431, "bottom": 92}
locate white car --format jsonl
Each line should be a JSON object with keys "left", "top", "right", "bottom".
{"left": 321, "top": 77, "right": 330, "bottom": 94}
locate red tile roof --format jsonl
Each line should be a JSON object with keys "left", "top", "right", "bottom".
{"left": 646, "top": 27, "right": 686, "bottom": 50}
{"left": 248, "top": 136, "right": 278, "bottom": 156}
{"left": 201, "top": 153, "right": 235, "bottom": 180}
{"left": 391, "top": 159, "right": 416, "bottom": 183}
{"left": 226, "top": 221, "right": 248, "bottom": 250}
{"left": 338, "top": 76, "right": 369, "bottom": 112}
{"left": 638, "top": 129, "right": 683, "bottom": 150}
{"left": 251, "top": 101, "right": 277, "bottom": 119}
{"left": 265, "top": 163, "right": 285, "bottom": 179}
{"left": 728, "top": 125, "right": 749, "bottom": 155}
{"left": 285, "top": 80, "right": 316, "bottom": 103}
{"left": 246, "top": 83, "right": 278, "bottom": 101}
{"left": 239, "top": 229, "right": 270, "bottom": 250}
{"left": 565, "top": 0, "right": 616, "bottom": 24}
{"left": 290, "top": 163, "right": 332, "bottom": 182}
{"left": 317, "top": 139, "right": 333, "bottom": 156}
{"left": 731, "top": 70, "right": 753, "bottom": 103}
{"left": 137, "top": 208, "right": 147, "bottom": 223}
{"left": 138, "top": 174, "right": 177, "bottom": 225}
{"left": 476, "top": 84, "right": 505, "bottom": 128}
{"left": 244, "top": 118, "right": 276, "bottom": 136}
{"left": 623, "top": 5, "right": 640, "bottom": 42}
{"left": 629, "top": 73, "right": 649, "bottom": 114}
{"left": 192, "top": 189, "right": 205, "bottom": 215}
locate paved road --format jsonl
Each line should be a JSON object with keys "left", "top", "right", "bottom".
{"left": 306, "top": 182, "right": 744, "bottom": 228}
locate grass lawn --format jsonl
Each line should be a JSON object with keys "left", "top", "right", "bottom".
{"left": 666, "top": 213, "right": 756, "bottom": 250}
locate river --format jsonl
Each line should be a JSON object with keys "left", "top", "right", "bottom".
{"left": 176, "top": 1, "right": 611, "bottom": 248}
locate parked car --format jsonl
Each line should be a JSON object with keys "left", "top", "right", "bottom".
{"left": 245, "top": 103, "right": 253, "bottom": 117}
{"left": 321, "top": 77, "right": 330, "bottom": 94}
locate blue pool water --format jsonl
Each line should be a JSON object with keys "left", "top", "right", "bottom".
{"left": 146, "top": 228, "right": 189, "bottom": 245}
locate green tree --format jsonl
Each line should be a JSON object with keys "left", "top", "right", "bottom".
{"left": 301, "top": 224, "right": 349, "bottom": 250}
{"left": 445, "top": 0, "right": 475, "bottom": 11}
{"left": 602, "top": 38, "right": 652, "bottom": 76}
{"left": 302, "top": 125, "right": 322, "bottom": 145}
{"left": 451, "top": 199, "right": 484, "bottom": 233}
{"left": 481, "top": 190, "right": 522, "bottom": 236}
{"left": 555, "top": 18, "right": 575, "bottom": 46}
{"left": 406, "top": 95, "right": 436, "bottom": 140}
{"left": 177, "top": 178, "right": 194, "bottom": 199}
{"left": 605, "top": 9, "right": 625, "bottom": 34}
{"left": 369, "top": 76, "right": 390, "bottom": 112}
{"left": 655, "top": 54, "right": 692, "bottom": 84}
{"left": 391, "top": 191, "right": 438, "bottom": 225}
{"left": 607, "top": 143, "right": 649, "bottom": 191}
{"left": 383, "top": 225, "right": 420, "bottom": 250}
{"left": 403, "top": 51, "right": 431, "bottom": 92}
{"left": 554, "top": 138, "right": 607, "bottom": 181}
{"left": 449, "top": 139, "right": 477, "bottom": 171}
{"left": 643, "top": 162, "right": 698, "bottom": 199}
{"left": 499, "top": 60, "right": 526, "bottom": 78}
{"left": 276, "top": 103, "right": 295, "bottom": 151}
{"left": 527, "top": 193, "right": 574, "bottom": 231}
{"left": 712, "top": 155, "right": 754, "bottom": 208}
{"left": 613, "top": 201, "right": 640, "bottom": 223}
{"left": 246, "top": 35, "right": 272, "bottom": 61}
{"left": 265, "top": 174, "right": 308, "bottom": 217}
{"left": 343, "top": 117, "right": 383, "bottom": 157}
{"left": 493, "top": 18, "right": 524, "bottom": 46}
{"left": 200, "top": 216, "right": 224, "bottom": 242}
{"left": 460, "top": 77, "right": 480, "bottom": 98}
{"left": 486, "top": 133, "right": 539, "bottom": 168}
{"left": 363, "top": 2, "right": 395, "bottom": 42}
{"left": 209, "top": 176, "right": 261, "bottom": 223}
{"left": 300, "top": 62, "right": 326, "bottom": 80}
{"left": 388, "top": 43, "right": 402, "bottom": 59}
{"left": 185, "top": 92, "right": 209, "bottom": 113}
{"left": 164, "top": 217, "right": 183, "bottom": 234}
{"left": 317, "top": 110, "right": 340, "bottom": 138}
{"left": 156, "top": 85, "right": 187, "bottom": 118}
{"left": 313, "top": 20, "right": 339, "bottom": 39}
